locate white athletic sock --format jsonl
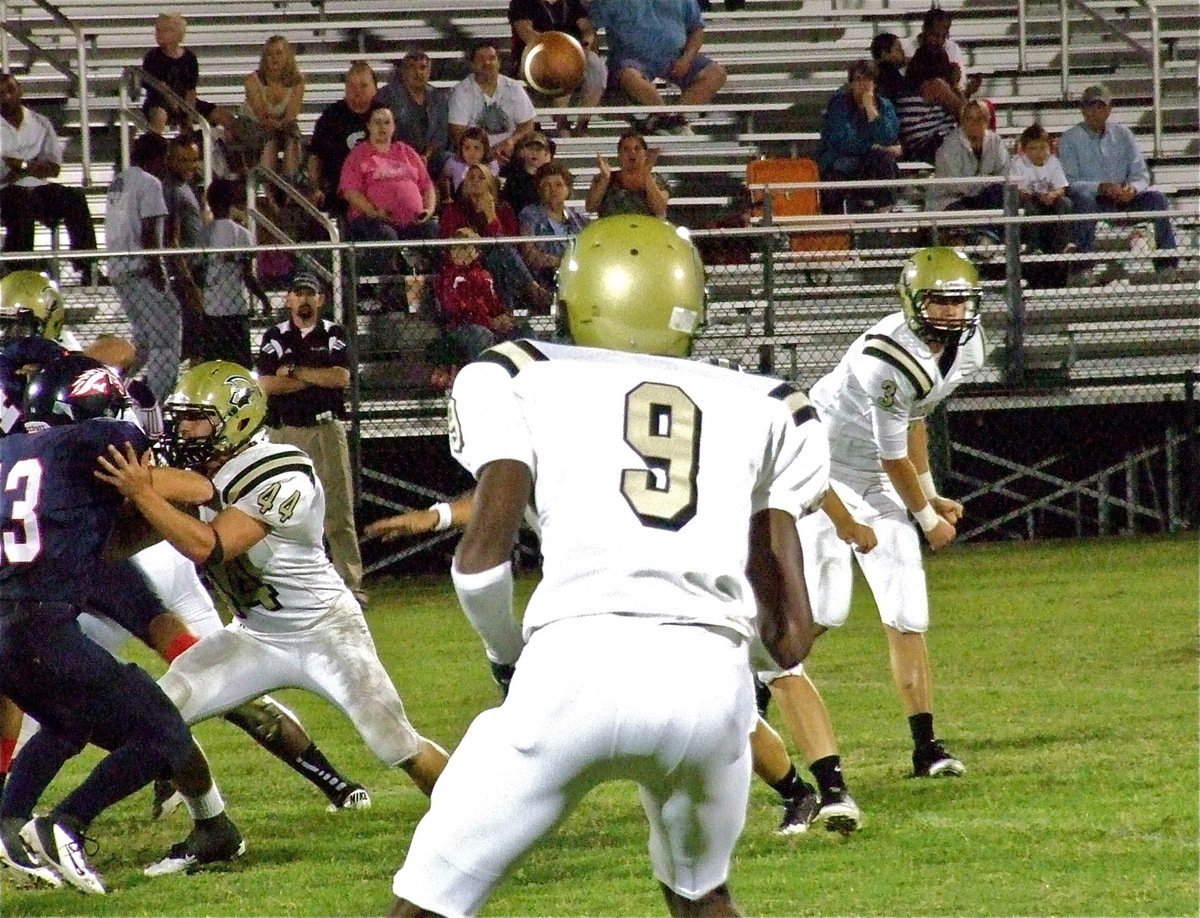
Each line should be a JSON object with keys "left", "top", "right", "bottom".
{"left": 182, "top": 783, "right": 225, "bottom": 821}
{"left": 451, "top": 559, "right": 524, "bottom": 666}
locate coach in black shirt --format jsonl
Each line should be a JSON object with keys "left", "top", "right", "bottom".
{"left": 256, "top": 271, "right": 365, "bottom": 603}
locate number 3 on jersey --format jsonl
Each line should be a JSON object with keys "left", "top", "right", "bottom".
{"left": 621, "top": 382, "right": 701, "bottom": 530}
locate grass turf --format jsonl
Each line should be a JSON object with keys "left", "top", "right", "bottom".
{"left": 3, "top": 534, "right": 1196, "bottom": 915}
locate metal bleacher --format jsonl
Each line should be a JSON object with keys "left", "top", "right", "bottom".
{"left": 1, "top": 0, "right": 1197, "bottom": 416}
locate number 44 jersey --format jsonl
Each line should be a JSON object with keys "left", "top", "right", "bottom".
{"left": 448, "top": 340, "right": 831, "bottom": 641}
{"left": 204, "top": 439, "right": 350, "bottom": 630}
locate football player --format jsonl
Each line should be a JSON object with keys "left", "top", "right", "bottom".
{"left": 0, "top": 271, "right": 373, "bottom": 817}
{"left": 797, "top": 246, "right": 986, "bottom": 778}
{"left": 388, "top": 215, "right": 828, "bottom": 917}
{"left": 0, "top": 355, "right": 243, "bottom": 893}
{"left": 96, "top": 360, "right": 449, "bottom": 868}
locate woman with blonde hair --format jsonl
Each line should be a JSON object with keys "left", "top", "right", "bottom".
{"left": 238, "top": 35, "right": 305, "bottom": 177}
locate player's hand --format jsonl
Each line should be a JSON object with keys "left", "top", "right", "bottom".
{"left": 924, "top": 517, "right": 956, "bottom": 551}
{"left": 839, "top": 521, "right": 878, "bottom": 553}
{"left": 95, "top": 442, "right": 156, "bottom": 499}
{"left": 363, "top": 509, "right": 438, "bottom": 542}
{"left": 931, "top": 495, "right": 964, "bottom": 525}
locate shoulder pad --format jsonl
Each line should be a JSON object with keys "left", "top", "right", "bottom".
{"left": 476, "top": 340, "right": 550, "bottom": 378}
{"left": 862, "top": 334, "right": 933, "bottom": 400}
{"left": 767, "top": 381, "right": 818, "bottom": 425}
{"left": 221, "top": 446, "right": 314, "bottom": 505}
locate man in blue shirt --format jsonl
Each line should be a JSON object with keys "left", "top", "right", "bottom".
{"left": 1058, "top": 84, "right": 1178, "bottom": 270}
{"left": 588, "top": 0, "right": 726, "bottom": 136}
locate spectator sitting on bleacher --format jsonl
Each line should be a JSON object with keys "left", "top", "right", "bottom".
{"left": 339, "top": 104, "right": 438, "bottom": 279}
{"left": 508, "top": 0, "right": 606, "bottom": 137}
{"left": 307, "top": 61, "right": 377, "bottom": 214}
{"left": 518, "top": 160, "right": 590, "bottom": 289}
{"left": 0, "top": 72, "right": 100, "bottom": 284}
{"left": 1058, "top": 83, "right": 1178, "bottom": 272}
{"left": 817, "top": 59, "right": 901, "bottom": 215}
{"left": 585, "top": 131, "right": 669, "bottom": 219}
{"left": 501, "top": 131, "right": 554, "bottom": 215}
{"left": 376, "top": 49, "right": 451, "bottom": 179}
{"left": 926, "top": 100, "right": 1008, "bottom": 243}
{"left": 435, "top": 227, "right": 531, "bottom": 365}
{"left": 894, "top": 41, "right": 965, "bottom": 166}
{"left": 440, "top": 163, "right": 553, "bottom": 314}
{"left": 586, "top": 0, "right": 727, "bottom": 136}
{"left": 236, "top": 36, "right": 305, "bottom": 180}
{"left": 141, "top": 13, "right": 234, "bottom": 136}
{"left": 869, "top": 33, "right": 908, "bottom": 104}
{"left": 1008, "top": 123, "right": 1073, "bottom": 273}
{"left": 903, "top": 6, "right": 982, "bottom": 99}
{"left": 448, "top": 40, "right": 537, "bottom": 168}
{"left": 440, "top": 126, "right": 500, "bottom": 202}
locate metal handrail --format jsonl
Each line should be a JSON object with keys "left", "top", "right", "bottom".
{"left": 1058, "top": 0, "right": 1163, "bottom": 156}
{"left": 118, "top": 66, "right": 213, "bottom": 190}
{"left": 0, "top": 0, "right": 90, "bottom": 185}
{"left": 246, "top": 164, "right": 342, "bottom": 322}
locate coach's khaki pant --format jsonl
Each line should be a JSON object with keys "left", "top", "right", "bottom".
{"left": 269, "top": 421, "right": 364, "bottom": 594}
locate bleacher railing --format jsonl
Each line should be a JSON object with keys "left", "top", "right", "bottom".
{"left": 117, "top": 66, "right": 214, "bottom": 190}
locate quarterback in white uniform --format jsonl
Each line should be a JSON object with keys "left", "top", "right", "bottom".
{"left": 798, "top": 246, "right": 986, "bottom": 779}
{"left": 97, "top": 361, "right": 449, "bottom": 820}
{"left": 390, "top": 216, "right": 827, "bottom": 917}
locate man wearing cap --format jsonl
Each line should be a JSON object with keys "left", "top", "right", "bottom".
{"left": 307, "top": 61, "right": 378, "bottom": 213}
{"left": 448, "top": 40, "right": 536, "bottom": 166}
{"left": 255, "top": 271, "right": 366, "bottom": 604}
{"left": 376, "top": 50, "right": 451, "bottom": 180}
{"left": 1058, "top": 83, "right": 1179, "bottom": 270}
{"left": 500, "top": 130, "right": 553, "bottom": 214}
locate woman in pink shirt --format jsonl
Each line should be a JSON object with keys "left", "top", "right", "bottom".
{"left": 339, "top": 104, "right": 438, "bottom": 277}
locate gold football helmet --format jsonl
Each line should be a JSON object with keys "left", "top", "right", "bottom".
{"left": 160, "top": 360, "right": 266, "bottom": 468}
{"left": 897, "top": 247, "right": 982, "bottom": 346}
{"left": 0, "top": 270, "right": 66, "bottom": 344}
{"left": 557, "top": 215, "right": 707, "bottom": 358}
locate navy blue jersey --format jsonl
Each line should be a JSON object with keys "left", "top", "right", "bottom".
{"left": 0, "top": 418, "right": 149, "bottom": 602}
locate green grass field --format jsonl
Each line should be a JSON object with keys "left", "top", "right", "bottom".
{"left": 5, "top": 534, "right": 1197, "bottom": 916}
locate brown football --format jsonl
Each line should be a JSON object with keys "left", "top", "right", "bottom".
{"left": 84, "top": 335, "right": 137, "bottom": 372}
{"left": 521, "top": 31, "right": 586, "bottom": 96}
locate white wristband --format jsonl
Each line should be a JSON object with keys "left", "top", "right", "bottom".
{"left": 430, "top": 502, "right": 453, "bottom": 532}
{"left": 916, "top": 472, "right": 936, "bottom": 501}
{"left": 917, "top": 471, "right": 938, "bottom": 500}
{"left": 913, "top": 504, "right": 940, "bottom": 533}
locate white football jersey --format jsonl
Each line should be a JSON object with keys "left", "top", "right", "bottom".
{"left": 204, "top": 439, "right": 350, "bottom": 631}
{"left": 809, "top": 311, "right": 986, "bottom": 479}
{"left": 449, "top": 340, "right": 830, "bottom": 640}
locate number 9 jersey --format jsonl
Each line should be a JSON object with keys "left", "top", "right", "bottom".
{"left": 204, "top": 439, "right": 350, "bottom": 630}
{"left": 448, "top": 340, "right": 830, "bottom": 641}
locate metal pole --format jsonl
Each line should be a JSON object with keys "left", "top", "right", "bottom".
{"left": 1165, "top": 427, "right": 1180, "bottom": 532}
{"left": 346, "top": 248, "right": 362, "bottom": 505}
{"left": 1124, "top": 453, "right": 1137, "bottom": 535}
{"left": 1149, "top": 4, "right": 1161, "bottom": 157}
{"left": 74, "top": 28, "right": 90, "bottom": 186}
{"left": 1, "top": 0, "right": 9, "bottom": 72}
{"left": 118, "top": 79, "right": 131, "bottom": 172}
{"left": 1017, "top": 0, "right": 1027, "bottom": 72}
{"left": 1059, "top": 0, "right": 1070, "bottom": 100}
{"left": 1004, "top": 182, "right": 1024, "bottom": 386}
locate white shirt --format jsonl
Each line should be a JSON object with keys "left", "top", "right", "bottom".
{"left": 203, "top": 218, "right": 253, "bottom": 317}
{"left": 447, "top": 75, "right": 536, "bottom": 147}
{"left": 205, "top": 438, "right": 351, "bottom": 631}
{"left": 1007, "top": 152, "right": 1068, "bottom": 195}
{"left": 810, "top": 312, "right": 986, "bottom": 480}
{"left": 104, "top": 166, "right": 167, "bottom": 278}
{"left": 0, "top": 106, "right": 62, "bottom": 188}
{"left": 449, "top": 340, "right": 830, "bottom": 640}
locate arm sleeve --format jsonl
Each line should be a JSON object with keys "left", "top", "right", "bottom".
{"left": 447, "top": 82, "right": 472, "bottom": 127}
{"left": 326, "top": 323, "right": 351, "bottom": 370}
{"left": 1121, "top": 126, "right": 1150, "bottom": 192}
{"left": 38, "top": 118, "right": 63, "bottom": 166}
{"left": 256, "top": 328, "right": 283, "bottom": 374}
{"left": 447, "top": 360, "right": 535, "bottom": 478}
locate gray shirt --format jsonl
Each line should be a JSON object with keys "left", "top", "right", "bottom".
{"left": 375, "top": 79, "right": 450, "bottom": 163}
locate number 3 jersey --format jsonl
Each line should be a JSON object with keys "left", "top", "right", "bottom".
{"left": 809, "top": 311, "right": 986, "bottom": 481}
{"left": 0, "top": 418, "right": 149, "bottom": 602}
{"left": 204, "top": 439, "right": 349, "bottom": 631}
{"left": 448, "top": 340, "right": 831, "bottom": 640}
